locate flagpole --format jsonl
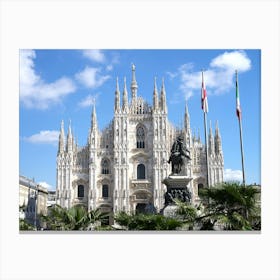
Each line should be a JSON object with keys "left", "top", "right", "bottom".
{"left": 204, "top": 110, "right": 210, "bottom": 188}
{"left": 238, "top": 117, "right": 246, "bottom": 185}
{"left": 236, "top": 70, "right": 246, "bottom": 186}
{"left": 202, "top": 70, "right": 210, "bottom": 188}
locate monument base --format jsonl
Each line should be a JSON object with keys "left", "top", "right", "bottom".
{"left": 161, "top": 205, "right": 180, "bottom": 218}
{"left": 162, "top": 175, "right": 193, "bottom": 187}
{"left": 161, "top": 175, "right": 193, "bottom": 216}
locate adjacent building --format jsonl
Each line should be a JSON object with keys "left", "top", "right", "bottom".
{"left": 19, "top": 175, "right": 48, "bottom": 228}
{"left": 47, "top": 190, "right": 57, "bottom": 207}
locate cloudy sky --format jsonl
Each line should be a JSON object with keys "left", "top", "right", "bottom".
{"left": 19, "top": 49, "right": 260, "bottom": 190}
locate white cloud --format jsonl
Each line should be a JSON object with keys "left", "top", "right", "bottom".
{"left": 20, "top": 50, "right": 40, "bottom": 91}
{"left": 24, "top": 130, "right": 59, "bottom": 145}
{"left": 111, "top": 52, "right": 120, "bottom": 65}
{"left": 20, "top": 50, "right": 76, "bottom": 109}
{"left": 166, "top": 71, "right": 178, "bottom": 79}
{"left": 169, "top": 50, "right": 252, "bottom": 102}
{"left": 210, "top": 50, "right": 251, "bottom": 72}
{"left": 106, "top": 64, "right": 113, "bottom": 71}
{"left": 82, "top": 50, "right": 106, "bottom": 63}
{"left": 224, "top": 168, "right": 243, "bottom": 182}
{"left": 82, "top": 50, "right": 120, "bottom": 72}
{"left": 39, "top": 181, "right": 56, "bottom": 191}
{"left": 105, "top": 53, "right": 120, "bottom": 71}
{"left": 78, "top": 94, "right": 99, "bottom": 108}
{"left": 75, "top": 66, "right": 110, "bottom": 88}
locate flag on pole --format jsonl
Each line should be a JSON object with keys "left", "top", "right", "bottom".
{"left": 201, "top": 71, "right": 208, "bottom": 113}
{"left": 236, "top": 70, "right": 242, "bottom": 120}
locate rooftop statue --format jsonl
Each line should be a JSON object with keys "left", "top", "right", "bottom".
{"left": 168, "top": 135, "right": 191, "bottom": 174}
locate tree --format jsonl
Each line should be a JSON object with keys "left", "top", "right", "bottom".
{"left": 19, "top": 218, "right": 35, "bottom": 230}
{"left": 173, "top": 199, "right": 198, "bottom": 230}
{"left": 41, "top": 205, "right": 108, "bottom": 230}
{"left": 19, "top": 205, "right": 36, "bottom": 231}
{"left": 114, "top": 212, "right": 182, "bottom": 230}
{"left": 197, "top": 182, "right": 261, "bottom": 230}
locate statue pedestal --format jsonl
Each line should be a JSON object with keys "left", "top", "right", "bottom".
{"left": 161, "top": 175, "right": 193, "bottom": 217}
{"left": 162, "top": 175, "right": 193, "bottom": 187}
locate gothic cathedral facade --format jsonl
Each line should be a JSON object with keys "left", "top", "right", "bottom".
{"left": 56, "top": 65, "right": 224, "bottom": 222}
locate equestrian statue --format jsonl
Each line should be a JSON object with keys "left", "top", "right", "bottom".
{"left": 168, "top": 135, "right": 191, "bottom": 174}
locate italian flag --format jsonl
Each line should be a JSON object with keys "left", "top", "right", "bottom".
{"left": 201, "top": 71, "right": 208, "bottom": 113}
{"left": 236, "top": 72, "right": 242, "bottom": 120}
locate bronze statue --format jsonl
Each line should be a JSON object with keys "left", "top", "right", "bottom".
{"left": 168, "top": 135, "right": 191, "bottom": 174}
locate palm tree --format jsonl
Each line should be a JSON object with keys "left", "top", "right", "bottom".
{"left": 197, "top": 182, "right": 261, "bottom": 230}
{"left": 174, "top": 199, "right": 198, "bottom": 230}
{"left": 41, "top": 204, "right": 68, "bottom": 230}
{"left": 114, "top": 212, "right": 182, "bottom": 230}
{"left": 41, "top": 205, "right": 108, "bottom": 230}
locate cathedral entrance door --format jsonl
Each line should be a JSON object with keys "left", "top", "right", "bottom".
{"left": 135, "top": 203, "right": 147, "bottom": 214}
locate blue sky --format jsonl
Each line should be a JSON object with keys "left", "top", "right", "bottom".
{"left": 19, "top": 49, "right": 260, "bottom": 190}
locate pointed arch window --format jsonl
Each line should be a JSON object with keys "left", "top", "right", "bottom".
{"left": 136, "top": 126, "right": 145, "bottom": 148}
{"left": 78, "top": 185, "right": 84, "bottom": 198}
{"left": 102, "top": 184, "right": 109, "bottom": 198}
{"left": 101, "top": 159, "right": 110, "bottom": 174}
{"left": 137, "top": 164, "right": 146, "bottom": 179}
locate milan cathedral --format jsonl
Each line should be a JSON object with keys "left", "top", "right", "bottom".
{"left": 56, "top": 65, "right": 224, "bottom": 223}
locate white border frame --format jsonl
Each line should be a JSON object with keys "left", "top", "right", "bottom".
{"left": 1, "top": 1, "right": 279, "bottom": 279}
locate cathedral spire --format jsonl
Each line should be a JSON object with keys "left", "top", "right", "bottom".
{"left": 184, "top": 101, "right": 190, "bottom": 132}
{"left": 153, "top": 77, "right": 159, "bottom": 111}
{"left": 122, "top": 77, "right": 129, "bottom": 112}
{"left": 215, "top": 120, "right": 222, "bottom": 155}
{"left": 58, "top": 120, "right": 65, "bottom": 154}
{"left": 89, "top": 102, "right": 98, "bottom": 147}
{"left": 75, "top": 136, "right": 78, "bottom": 150}
{"left": 115, "top": 77, "right": 120, "bottom": 112}
{"left": 197, "top": 127, "right": 201, "bottom": 143}
{"left": 160, "top": 78, "right": 167, "bottom": 113}
{"left": 91, "top": 98, "right": 97, "bottom": 129}
{"left": 215, "top": 120, "right": 220, "bottom": 135}
{"left": 208, "top": 120, "right": 214, "bottom": 155}
{"left": 67, "top": 120, "right": 73, "bottom": 152}
{"left": 131, "top": 63, "right": 138, "bottom": 101}
{"left": 192, "top": 127, "right": 196, "bottom": 142}
{"left": 68, "top": 120, "right": 72, "bottom": 136}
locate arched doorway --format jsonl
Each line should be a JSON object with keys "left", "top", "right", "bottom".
{"left": 135, "top": 203, "right": 156, "bottom": 214}
{"left": 136, "top": 203, "right": 147, "bottom": 214}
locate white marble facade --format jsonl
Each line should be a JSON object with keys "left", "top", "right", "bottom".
{"left": 56, "top": 65, "right": 224, "bottom": 219}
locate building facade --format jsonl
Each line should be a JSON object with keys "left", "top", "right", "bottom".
{"left": 19, "top": 175, "right": 48, "bottom": 227}
{"left": 47, "top": 190, "right": 57, "bottom": 207}
{"left": 56, "top": 65, "right": 224, "bottom": 221}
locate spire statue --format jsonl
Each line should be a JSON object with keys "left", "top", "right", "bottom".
{"left": 131, "top": 63, "right": 138, "bottom": 101}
